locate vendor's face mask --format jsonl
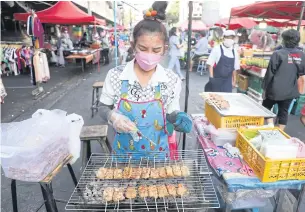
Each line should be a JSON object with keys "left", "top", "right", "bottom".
{"left": 223, "top": 38, "right": 235, "bottom": 48}
{"left": 135, "top": 51, "right": 162, "bottom": 72}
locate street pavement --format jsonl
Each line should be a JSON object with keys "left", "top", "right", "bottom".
{"left": 1, "top": 57, "right": 305, "bottom": 212}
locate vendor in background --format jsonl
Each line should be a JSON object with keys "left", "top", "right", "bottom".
{"left": 99, "top": 1, "right": 192, "bottom": 157}
{"left": 100, "top": 31, "right": 110, "bottom": 65}
{"left": 168, "top": 27, "right": 184, "bottom": 80}
{"left": 189, "top": 30, "right": 208, "bottom": 72}
{"left": 262, "top": 29, "right": 305, "bottom": 130}
{"left": 205, "top": 30, "right": 240, "bottom": 92}
{"left": 80, "top": 32, "right": 89, "bottom": 48}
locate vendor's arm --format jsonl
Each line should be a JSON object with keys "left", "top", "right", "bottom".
{"left": 206, "top": 47, "right": 219, "bottom": 78}
{"left": 232, "top": 49, "right": 241, "bottom": 86}
{"left": 166, "top": 79, "right": 193, "bottom": 133}
{"left": 262, "top": 52, "right": 279, "bottom": 90}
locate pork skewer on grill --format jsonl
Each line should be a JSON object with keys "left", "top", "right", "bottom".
{"left": 149, "top": 184, "right": 159, "bottom": 212}
{"left": 177, "top": 184, "right": 188, "bottom": 196}
{"left": 103, "top": 187, "right": 114, "bottom": 202}
{"left": 157, "top": 185, "right": 169, "bottom": 211}
{"left": 166, "top": 184, "right": 179, "bottom": 212}
{"left": 180, "top": 165, "right": 190, "bottom": 177}
{"left": 157, "top": 167, "right": 167, "bottom": 178}
{"left": 126, "top": 186, "right": 137, "bottom": 212}
{"left": 141, "top": 157, "right": 151, "bottom": 179}
{"left": 139, "top": 185, "right": 149, "bottom": 211}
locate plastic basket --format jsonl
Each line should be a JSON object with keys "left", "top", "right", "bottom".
{"left": 205, "top": 102, "right": 264, "bottom": 129}
{"left": 236, "top": 128, "right": 305, "bottom": 182}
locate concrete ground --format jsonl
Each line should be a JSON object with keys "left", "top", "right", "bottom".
{"left": 1, "top": 57, "right": 304, "bottom": 212}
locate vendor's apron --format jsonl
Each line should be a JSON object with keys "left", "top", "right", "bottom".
{"left": 112, "top": 80, "right": 169, "bottom": 159}
{"left": 205, "top": 45, "right": 235, "bottom": 92}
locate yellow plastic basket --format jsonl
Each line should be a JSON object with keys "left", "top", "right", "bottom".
{"left": 205, "top": 102, "right": 264, "bottom": 128}
{"left": 236, "top": 128, "right": 305, "bottom": 182}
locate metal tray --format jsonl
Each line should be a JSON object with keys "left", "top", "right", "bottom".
{"left": 66, "top": 150, "right": 219, "bottom": 211}
{"left": 204, "top": 93, "right": 276, "bottom": 118}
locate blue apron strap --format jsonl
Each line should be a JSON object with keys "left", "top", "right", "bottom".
{"left": 154, "top": 84, "right": 161, "bottom": 100}
{"left": 120, "top": 80, "right": 129, "bottom": 98}
{"left": 232, "top": 48, "right": 235, "bottom": 58}
{"left": 220, "top": 45, "right": 224, "bottom": 56}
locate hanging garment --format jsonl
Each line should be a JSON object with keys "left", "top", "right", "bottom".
{"left": 8, "top": 49, "right": 19, "bottom": 76}
{"left": 57, "top": 46, "right": 65, "bottom": 66}
{"left": 33, "top": 52, "right": 43, "bottom": 83}
{"left": 112, "top": 80, "right": 169, "bottom": 159}
{"left": 0, "top": 78, "right": 7, "bottom": 104}
{"left": 26, "top": 15, "right": 33, "bottom": 36}
{"left": 33, "top": 17, "right": 44, "bottom": 48}
{"left": 41, "top": 52, "right": 50, "bottom": 82}
{"left": 205, "top": 45, "right": 235, "bottom": 92}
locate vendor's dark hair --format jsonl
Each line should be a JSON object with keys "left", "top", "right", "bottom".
{"left": 133, "top": 1, "right": 168, "bottom": 44}
{"left": 169, "top": 27, "right": 177, "bottom": 37}
{"left": 199, "top": 30, "right": 206, "bottom": 37}
{"left": 282, "top": 29, "right": 300, "bottom": 48}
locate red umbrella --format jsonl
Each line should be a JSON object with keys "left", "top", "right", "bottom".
{"left": 215, "top": 17, "right": 257, "bottom": 30}
{"left": 231, "top": 1, "right": 304, "bottom": 20}
{"left": 181, "top": 20, "right": 207, "bottom": 31}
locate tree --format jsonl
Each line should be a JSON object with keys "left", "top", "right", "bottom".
{"left": 166, "top": 1, "right": 179, "bottom": 25}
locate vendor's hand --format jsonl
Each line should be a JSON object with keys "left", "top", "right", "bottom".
{"left": 108, "top": 110, "right": 137, "bottom": 133}
{"left": 167, "top": 111, "right": 193, "bottom": 133}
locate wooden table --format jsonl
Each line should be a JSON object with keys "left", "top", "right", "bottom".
{"left": 65, "top": 49, "right": 101, "bottom": 72}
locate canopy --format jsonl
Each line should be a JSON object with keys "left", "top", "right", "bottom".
{"left": 215, "top": 17, "right": 257, "bottom": 30}
{"left": 231, "top": 1, "right": 304, "bottom": 20}
{"left": 14, "top": 1, "right": 106, "bottom": 25}
{"left": 255, "top": 19, "right": 305, "bottom": 27}
{"left": 181, "top": 20, "right": 207, "bottom": 31}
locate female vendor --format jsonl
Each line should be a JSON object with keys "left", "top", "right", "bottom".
{"left": 99, "top": 1, "right": 192, "bottom": 158}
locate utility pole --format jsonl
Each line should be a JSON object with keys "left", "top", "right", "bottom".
{"left": 87, "top": 1, "right": 92, "bottom": 15}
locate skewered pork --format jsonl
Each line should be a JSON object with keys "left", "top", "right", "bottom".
{"left": 148, "top": 185, "right": 158, "bottom": 198}
{"left": 157, "top": 185, "right": 169, "bottom": 197}
{"left": 103, "top": 187, "right": 114, "bottom": 201}
{"left": 150, "top": 168, "right": 159, "bottom": 179}
{"left": 138, "top": 185, "right": 149, "bottom": 198}
{"left": 165, "top": 166, "right": 174, "bottom": 177}
{"left": 131, "top": 168, "right": 142, "bottom": 179}
{"left": 141, "top": 167, "right": 151, "bottom": 179}
{"left": 177, "top": 184, "right": 188, "bottom": 196}
{"left": 157, "top": 167, "right": 167, "bottom": 178}
{"left": 113, "top": 169, "right": 123, "bottom": 179}
{"left": 126, "top": 187, "right": 137, "bottom": 199}
{"left": 105, "top": 168, "right": 114, "bottom": 179}
{"left": 166, "top": 184, "right": 177, "bottom": 196}
{"left": 123, "top": 167, "right": 132, "bottom": 179}
{"left": 113, "top": 188, "right": 125, "bottom": 201}
{"left": 96, "top": 168, "right": 107, "bottom": 179}
{"left": 181, "top": 165, "right": 190, "bottom": 177}
{"left": 172, "top": 165, "right": 182, "bottom": 177}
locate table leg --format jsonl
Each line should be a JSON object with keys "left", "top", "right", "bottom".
{"left": 67, "top": 163, "right": 78, "bottom": 187}
{"left": 81, "top": 59, "right": 85, "bottom": 73}
{"left": 81, "top": 140, "right": 88, "bottom": 171}
{"left": 40, "top": 182, "right": 58, "bottom": 212}
{"left": 91, "top": 88, "right": 95, "bottom": 118}
{"left": 11, "top": 179, "right": 18, "bottom": 212}
{"left": 95, "top": 88, "right": 100, "bottom": 111}
{"left": 87, "top": 141, "right": 92, "bottom": 161}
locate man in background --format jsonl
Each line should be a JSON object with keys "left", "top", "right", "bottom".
{"left": 189, "top": 30, "right": 209, "bottom": 72}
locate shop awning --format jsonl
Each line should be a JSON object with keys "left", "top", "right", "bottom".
{"left": 254, "top": 19, "right": 305, "bottom": 27}
{"left": 181, "top": 20, "right": 207, "bottom": 31}
{"left": 231, "top": 1, "right": 304, "bottom": 20}
{"left": 215, "top": 17, "right": 257, "bottom": 30}
{"left": 13, "top": 1, "right": 106, "bottom": 25}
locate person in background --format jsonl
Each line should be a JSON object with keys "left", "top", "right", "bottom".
{"left": 80, "top": 32, "right": 89, "bottom": 48}
{"left": 205, "top": 30, "right": 240, "bottom": 92}
{"left": 262, "top": 29, "right": 305, "bottom": 130}
{"left": 99, "top": 1, "right": 192, "bottom": 158}
{"left": 118, "top": 35, "right": 126, "bottom": 65}
{"left": 301, "top": 105, "right": 305, "bottom": 126}
{"left": 168, "top": 27, "right": 184, "bottom": 80}
{"left": 189, "top": 30, "right": 209, "bottom": 72}
{"left": 101, "top": 31, "right": 110, "bottom": 64}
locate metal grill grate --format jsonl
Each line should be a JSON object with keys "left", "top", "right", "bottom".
{"left": 66, "top": 150, "right": 219, "bottom": 211}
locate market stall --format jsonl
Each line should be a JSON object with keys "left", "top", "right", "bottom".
{"left": 215, "top": 17, "right": 257, "bottom": 30}
{"left": 195, "top": 93, "right": 305, "bottom": 211}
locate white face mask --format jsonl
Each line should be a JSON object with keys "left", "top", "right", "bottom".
{"left": 223, "top": 39, "right": 235, "bottom": 48}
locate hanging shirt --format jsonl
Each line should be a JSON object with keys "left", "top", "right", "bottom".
{"left": 100, "top": 59, "right": 182, "bottom": 114}
{"left": 207, "top": 44, "right": 240, "bottom": 70}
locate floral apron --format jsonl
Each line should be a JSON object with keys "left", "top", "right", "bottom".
{"left": 112, "top": 80, "right": 169, "bottom": 159}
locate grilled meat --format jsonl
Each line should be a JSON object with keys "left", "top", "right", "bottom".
{"left": 148, "top": 185, "right": 158, "bottom": 198}
{"left": 103, "top": 187, "right": 114, "bottom": 201}
{"left": 157, "top": 185, "right": 169, "bottom": 198}
{"left": 138, "top": 185, "right": 149, "bottom": 198}
{"left": 96, "top": 168, "right": 107, "bottom": 179}
{"left": 105, "top": 168, "right": 114, "bottom": 179}
{"left": 113, "top": 169, "right": 123, "bottom": 179}
{"left": 131, "top": 168, "right": 142, "bottom": 179}
{"left": 141, "top": 167, "right": 151, "bottom": 179}
{"left": 172, "top": 165, "right": 182, "bottom": 177}
{"left": 113, "top": 188, "right": 125, "bottom": 201}
{"left": 181, "top": 165, "right": 190, "bottom": 177}
{"left": 126, "top": 187, "right": 137, "bottom": 199}
{"left": 166, "top": 184, "right": 177, "bottom": 197}
{"left": 157, "top": 167, "right": 167, "bottom": 178}
{"left": 150, "top": 168, "right": 160, "bottom": 179}
{"left": 165, "top": 166, "right": 174, "bottom": 177}
{"left": 123, "top": 167, "right": 132, "bottom": 179}
{"left": 177, "top": 184, "right": 188, "bottom": 196}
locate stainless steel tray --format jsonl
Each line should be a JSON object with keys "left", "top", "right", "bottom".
{"left": 203, "top": 93, "right": 276, "bottom": 118}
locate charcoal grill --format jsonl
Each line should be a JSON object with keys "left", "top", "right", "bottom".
{"left": 66, "top": 150, "right": 219, "bottom": 211}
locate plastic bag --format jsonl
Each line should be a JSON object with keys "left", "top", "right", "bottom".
{"left": 0, "top": 109, "right": 83, "bottom": 181}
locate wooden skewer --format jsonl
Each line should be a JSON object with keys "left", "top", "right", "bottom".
{"left": 144, "top": 197, "right": 149, "bottom": 211}
{"left": 154, "top": 198, "right": 158, "bottom": 212}
{"left": 117, "top": 200, "right": 119, "bottom": 212}
{"left": 130, "top": 198, "right": 132, "bottom": 212}
{"left": 105, "top": 201, "right": 107, "bottom": 212}
{"left": 163, "top": 197, "right": 167, "bottom": 212}
{"left": 181, "top": 197, "right": 185, "bottom": 212}
{"left": 174, "top": 197, "right": 180, "bottom": 212}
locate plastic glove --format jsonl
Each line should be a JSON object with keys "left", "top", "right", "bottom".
{"left": 107, "top": 110, "right": 137, "bottom": 133}
{"left": 167, "top": 111, "right": 193, "bottom": 133}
